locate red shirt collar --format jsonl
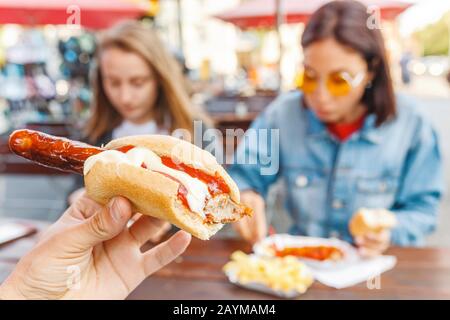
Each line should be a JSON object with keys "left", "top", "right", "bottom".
{"left": 326, "top": 115, "right": 366, "bottom": 141}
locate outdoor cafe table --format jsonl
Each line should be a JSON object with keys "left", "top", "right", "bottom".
{"left": 1, "top": 218, "right": 450, "bottom": 299}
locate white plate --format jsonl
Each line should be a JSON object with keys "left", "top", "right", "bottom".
{"left": 253, "top": 234, "right": 360, "bottom": 270}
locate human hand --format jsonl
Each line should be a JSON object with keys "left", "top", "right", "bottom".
{"left": 68, "top": 187, "right": 85, "bottom": 206}
{"left": 350, "top": 208, "right": 396, "bottom": 258}
{"left": 0, "top": 193, "right": 190, "bottom": 299}
{"left": 355, "top": 229, "right": 391, "bottom": 258}
{"left": 233, "top": 190, "right": 267, "bottom": 244}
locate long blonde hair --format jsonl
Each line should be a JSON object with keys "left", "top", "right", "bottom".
{"left": 85, "top": 20, "right": 210, "bottom": 143}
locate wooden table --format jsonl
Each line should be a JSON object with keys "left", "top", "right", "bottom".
{"left": 1, "top": 219, "right": 450, "bottom": 299}
{"left": 0, "top": 219, "right": 49, "bottom": 284}
{"left": 128, "top": 239, "right": 450, "bottom": 300}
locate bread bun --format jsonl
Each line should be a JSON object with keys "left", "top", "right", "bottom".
{"left": 106, "top": 135, "right": 240, "bottom": 202}
{"left": 84, "top": 135, "right": 248, "bottom": 240}
{"left": 349, "top": 208, "right": 397, "bottom": 237}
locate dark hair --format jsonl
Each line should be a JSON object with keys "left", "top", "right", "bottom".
{"left": 301, "top": 0, "right": 396, "bottom": 126}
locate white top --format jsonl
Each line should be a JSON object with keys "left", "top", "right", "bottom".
{"left": 112, "top": 120, "right": 169, "bottom": 140}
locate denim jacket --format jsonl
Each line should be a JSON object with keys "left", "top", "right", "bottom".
{"left": 227, "top": 91, "right": 445, "bottom": 246}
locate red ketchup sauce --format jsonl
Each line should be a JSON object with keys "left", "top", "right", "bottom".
{"left": 160, "top": 156, "right": 230, "bottom": 195}
{"left": 274, "top": 245, "right": 344, "bottom": 261}
{"left": 114, "top": 145, "right": 228, "bottom": 210}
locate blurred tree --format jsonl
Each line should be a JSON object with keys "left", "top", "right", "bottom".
{"left": 414, "top": 11, "right": 449, "bottom": 56}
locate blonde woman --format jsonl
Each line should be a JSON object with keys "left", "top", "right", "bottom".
{"left": 68, "top": 20, "right": 211, "bottom": 205}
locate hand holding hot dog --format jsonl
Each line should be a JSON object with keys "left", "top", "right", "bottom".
{"left": 0, "top": 193, "right": 191, "bottom": 300}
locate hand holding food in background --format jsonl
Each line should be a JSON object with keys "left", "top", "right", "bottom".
{"left": 349, "top": 208, "right": 397, "bottom": 257}
{"left": 233, "top": 190, "right": 267, "bottom": 245}
{"left": 9, "top": 129, "right": 252, "bottom": 240}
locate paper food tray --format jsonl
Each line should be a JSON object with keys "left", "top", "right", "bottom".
{"left": 253, "top": 234, "right": 360, "bottom": 270}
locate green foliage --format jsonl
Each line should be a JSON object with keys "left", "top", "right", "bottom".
{"left": 414, "top": 11, "right": 450, "bottom": 56}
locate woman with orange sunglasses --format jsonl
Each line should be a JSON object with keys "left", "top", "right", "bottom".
{"left": 228, "top": 1, "right": 444, "bottom": 256}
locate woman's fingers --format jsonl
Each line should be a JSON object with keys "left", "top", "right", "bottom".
{"left": 356, "top": 230, "right": 390, "bottom": 257}
{"left": 358, "top": 237, "right": 389, "bottom": 257}
{"left": 359, "top": 246, "right": 383, "bottom": 258}
{"left": 129, "top": 215, "right": 171, "bottom": 246}
{"left": 235, "top": 191, "right": 267, "bottom": 244}
{"left": 235, "top": 211, "right": 264, "bottom": 244}
{"left": 234, "top": 217, "right": 252, "bottom": 242}
{"left": 358, "top": 231, "right": 390, "bottom": 246}
{"left": 367, "top": 230, "right": 390, "bottom": 242}
{"left": 143, "top": 231, "right": 191, "bottom": 276}
{"left": 252, "top": 199, "right": 267, "bottom": 243}
{"left": 241, "top": 217, "right": 253, "bottom": 241}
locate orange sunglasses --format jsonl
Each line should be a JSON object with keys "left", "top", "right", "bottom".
{"left": 298, "top": 69, "right": 366, "bottom": 97}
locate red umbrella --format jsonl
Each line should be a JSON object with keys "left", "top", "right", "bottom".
{"left": 214, "top": 0, "right": 413, "bottom": 29}
{"left": 0, "top": 0, "right": 150, "bottom": 30}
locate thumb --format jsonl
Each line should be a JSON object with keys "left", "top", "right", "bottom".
{"left": 74, "top": 196, "right": 133, "bottom": 250}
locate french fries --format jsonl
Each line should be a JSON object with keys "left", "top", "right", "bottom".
{"left": 223, "top": 251, "right": 314, "bottom": 294}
